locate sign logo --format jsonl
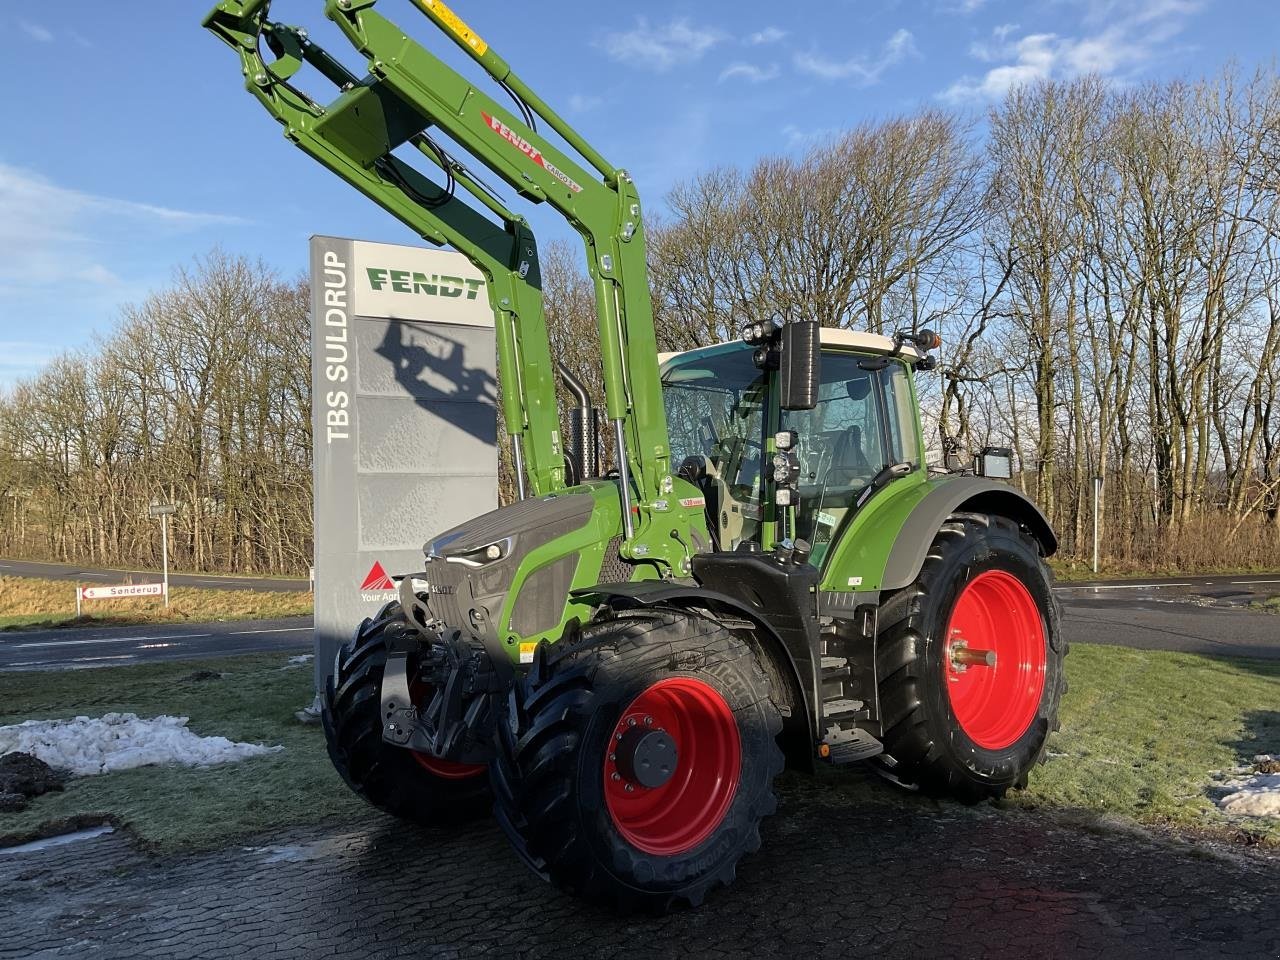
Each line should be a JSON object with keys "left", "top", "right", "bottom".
{"left": 360, "top": 562, "right": 395, "bottom": 592}
{"left": 480, "top": 111, "right": 583, "bottom": 194}
{"left": 365, "top": 268, "right": 484, "bottom": 300}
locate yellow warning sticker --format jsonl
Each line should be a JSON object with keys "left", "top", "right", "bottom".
{"left": 420, "top": 0, "right": 489, "bottom": 55}
{"left": 519, "top": 641, "right": 538, "bottom": 664}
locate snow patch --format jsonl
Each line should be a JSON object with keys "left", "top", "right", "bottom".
{"left": 1215, "top": 755, "right": 1280, "bottom": 818}
{"left": 287, "top": 654, "right": 314, "bottom": 666}
{"left": 0, "top": 713, "right": 283, "bottom": 777}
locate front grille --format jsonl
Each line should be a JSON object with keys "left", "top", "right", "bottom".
{"left": 421, "top": 558, "right": 469, "bottom": 630}
{"left": 597, "top": 536, "right": 632, "bottom": 584}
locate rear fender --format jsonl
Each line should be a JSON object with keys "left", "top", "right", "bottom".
{"left": 881, "top": 478, "right": 1056, "bottom": 591}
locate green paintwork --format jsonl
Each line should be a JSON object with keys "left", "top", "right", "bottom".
{"left": 488, "top": 477, "right": 705, "bottom": 664}
{"left": 203, "top": 0, "right": 699, "bottom": 576}
{"left": 816, "top": 349, "right": 933, "bottom": 593}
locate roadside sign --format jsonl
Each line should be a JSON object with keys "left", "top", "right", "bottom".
{"left": 80, "top": 583, "right": 165, "bottom": 600}
{"left": 148, "top": 504, "right": 176, "bottom": 517}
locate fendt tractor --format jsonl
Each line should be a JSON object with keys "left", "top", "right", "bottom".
{"left": 205, "top": 0, "right": 1065, "bottom": 911}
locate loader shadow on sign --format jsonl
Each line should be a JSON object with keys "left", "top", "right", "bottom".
{"left": 375, "top": 323, "right": 497, "bottom": 445}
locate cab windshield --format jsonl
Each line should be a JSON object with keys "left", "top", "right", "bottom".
{"left": 662, "top": 344, "right": 919, "bottom": 565}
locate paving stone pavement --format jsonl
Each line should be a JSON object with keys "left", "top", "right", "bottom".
{"left": 2, "top": 774, "right": 1278, "bottom": 960}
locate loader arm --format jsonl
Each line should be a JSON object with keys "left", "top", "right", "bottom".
{"left": 204, "top": 3, "right": 564, "bottom": 497}
{"left": 203, "top": 0, "right": 696, "bottom": 571}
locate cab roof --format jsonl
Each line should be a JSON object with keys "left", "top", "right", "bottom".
{"left": 658, "top": 327, "right": 920, "bottom": 366}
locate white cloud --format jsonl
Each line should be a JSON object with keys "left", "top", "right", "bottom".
{"left": 598, "top": 18, "right": 725, "bottom": 72}
{"left": 971, "top": 23, "right": 1021, "bottom": 61}
{"left": 567, "top": 93, "right": 603, "bottom": 113}
{"left": 0, "top": 163, "right": 243, "bottom": 246}
{"left": 795, "top": 29, "right": 918, "bottom": 85}
{"left": 719, "top": 62, "right": 781, "bottom": 84}
{"left": 942, "top": 0, "right": 1203, "bottom": 103}
{"left": 18, "top": 20, "right": 54, "bottom": 43}
{"left": 747, "top": 27, "right": 787, "bottom": 46}
{"left": 0, "top": 162, "right": 244, "bottom": 296}
{"left": 939, "top": 0, "right": 989, "bottom": 13}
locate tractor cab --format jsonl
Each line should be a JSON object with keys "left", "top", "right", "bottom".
{"left": 661, "top": 329, "right": 924, "bottom": 567}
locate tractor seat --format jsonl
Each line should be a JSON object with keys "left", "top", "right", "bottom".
{"left": 829, "top": 425, "right": 871, "bottom": 483}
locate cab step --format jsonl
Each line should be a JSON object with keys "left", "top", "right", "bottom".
{"left": 821, "top": 722, "right": 884, "bottom": 764}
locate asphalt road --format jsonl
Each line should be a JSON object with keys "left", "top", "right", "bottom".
{"left": 0, "top": 617, "right": 312, "bottom": 673}
{"left": 0, "top": 557, "right": 309, "bottom": 592}
{"left": 1056, "top": 576, "right": 1280, "bottom": 660}
{"left": 0, "top": 572, "right": 1277, "bottom": 673}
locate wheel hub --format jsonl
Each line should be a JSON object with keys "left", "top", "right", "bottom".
{"left": 615, "top": 726, "right": 679, "bottom": 789}
{"left": 943, "top": 569, "right": 1047, "bottom": 750}
{"left": 602, "top": 677, "right": 741, "bottom": 856}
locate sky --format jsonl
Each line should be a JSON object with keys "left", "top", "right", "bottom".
{"left": 0, "top": 0, "right": 1275, "bottom": 385}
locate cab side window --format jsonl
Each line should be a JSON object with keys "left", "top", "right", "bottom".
{"left": 881, "top": 362, "right": 919, "bottom": 467}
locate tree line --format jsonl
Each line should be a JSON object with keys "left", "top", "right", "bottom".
{"left": 2, "top": 68, "right": 1277, "bottom": 574}
{"left": 0, "top": 253, "right": 311, "bottom": 573}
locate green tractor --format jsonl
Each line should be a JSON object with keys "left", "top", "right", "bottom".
{"left": 205, "top": 0, "right": 1065, "bottom": 912}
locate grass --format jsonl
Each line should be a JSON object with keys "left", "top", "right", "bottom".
{"left": 0, "top": 576, "right": 313, "bottom": 631}
{"left": 0, "top": 643, "right": 1276, "bottom": 852}
{"left": 0, "top": 653, "right": 363, "bottom": 849}
{"left": 1008, "top": 644, "right": 1280, "bottom": 844}
{"left": 1049, "top": 557, "right": 1280, "bottom": 582}
{"left": 1250, "top": 596, "right": 1280, "bottom": 613}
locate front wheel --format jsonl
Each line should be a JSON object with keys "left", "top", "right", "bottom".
{"left": 323, "top": 603, "right": 489, "bottom": 823}
{"left": 874, "top": 513, "right": 1066, "bottom": 803}
{"left": 490, "top": 610, "right": 783, "bottom": 913}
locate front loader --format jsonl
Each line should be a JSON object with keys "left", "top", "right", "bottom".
{"left": 204, "top": 0, "right": 1066, "bottom": 912}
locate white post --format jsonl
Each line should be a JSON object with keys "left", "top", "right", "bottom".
{"left": 162, "top": 513, "right": 170, "bottom": 608}
{"left": 76, "top": 582, "right": 81, "bottom": 618}
{"left": 1092, "top": 475, "right": 1102, "bottom": 574}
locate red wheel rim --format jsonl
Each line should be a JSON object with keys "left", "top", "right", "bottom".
{"left": 943, "top": 570, "right": 1047, "bottom": 750}
{"left": 603, "top": 677, "right": 741, "bottom": 856}
{"left": 407, "top": 668, "right": 486, "bottom": 781}
{"left": 410, "top": 751, "right": 486, "bottom": 780}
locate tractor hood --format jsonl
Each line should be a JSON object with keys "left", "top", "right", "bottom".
{"left": 416, "top": 487, "right": 606, "bottom": 649}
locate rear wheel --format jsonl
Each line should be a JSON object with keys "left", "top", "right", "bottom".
{"left": 490, "top": 610, "right": 783, "bottom": 913}
{"left": 874, "top": 513, "right": 1065, "bottom": 803}
{"left": 323, "top": 604, "right": 489, "bottom": 823}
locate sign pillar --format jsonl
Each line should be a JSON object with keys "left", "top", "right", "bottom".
{"left": 162, "top": 513, "right": 169, "bottom": 607}
{"left": 1092, "top": 476, "right": 1102, "bottom": 575}
{"left": 309, "top": 236, "right": 498, "bottom": 706}
{"left": 149, "top": 504, "right": 176, "bottom": 607}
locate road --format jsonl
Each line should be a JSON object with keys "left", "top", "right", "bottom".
{"left": 0, "top": 557, "right": 309, "bottom": 592}
{"left": 0, "top": 572, "right": 1277, "bottom": 673}
{"left": 1056, "top": 575, "right": 1280, "bottom": 660}
{"left": 0, "top": 618, "right": 312, "bottom": 672}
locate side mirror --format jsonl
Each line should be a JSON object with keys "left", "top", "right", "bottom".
{"left": 780, "top": 320, "right": 820, "bottom": 410}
